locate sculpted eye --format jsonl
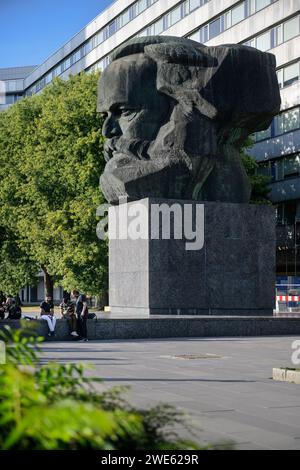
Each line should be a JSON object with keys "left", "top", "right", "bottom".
{"left": 122, "top": 110, "right": 133, "bottom": 116}
{"left": 119, "top": 108, "right": 138, "bottom": 121}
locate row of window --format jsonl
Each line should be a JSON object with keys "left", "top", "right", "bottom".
{"left": 187, "top": 2, "right": 300, "bottom": 50}
{"left": 138, "top": 0, "right": 276, "bottom": 40}
{"left": 258, "top": 153, "right": 300, "bottom": 182}
{"left": 244, "top": 14, "right": 300, "bottom": 52}
{"left": 87, "top": 56, "right": 110, "bottom": 73}
{"left": 20, "top": 2, "right": 300, "bottom": 100}
{"left": 25, "top": 0, "right": 213, "bottom": 96}
{"left": 27, "top": 41, "right": 94, "bottom": 95}
{"left": 256, "top": 107, "right": 300, "bottom": 141}
{"left": 4, "top": 79, "right": 24, "bottom": 93}
{"left": 3, "top": 93, "right": 23, "bottom": 105}
{"left": 26, "top": 0, "right": 159, "bottom": 95}
{"left": 186, "top": 0, "right": 278, "bottom": 43}
{"left": 137, "top": 0, "right": 210, "bottom": 36}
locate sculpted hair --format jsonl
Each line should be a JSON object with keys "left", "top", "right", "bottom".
{"left": 110, "top": 36, "right": 280, "bottom": 134}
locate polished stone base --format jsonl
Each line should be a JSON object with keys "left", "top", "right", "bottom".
{"left": 1, "top": 316, "right": 300, "bottom": 340}
{"left": 109, "top": 198, "right": 276, "bottom": 316}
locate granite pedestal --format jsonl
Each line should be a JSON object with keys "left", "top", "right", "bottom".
{"left": 109, "top": 198, "right": 276, "bottom": 316}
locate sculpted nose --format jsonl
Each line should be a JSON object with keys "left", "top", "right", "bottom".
{"left": 102, "top": 114, "right": 121, "bottom": 138}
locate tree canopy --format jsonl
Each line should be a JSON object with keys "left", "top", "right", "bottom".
{"left": 0, "top": 73, "right": 107, "bottom": 297}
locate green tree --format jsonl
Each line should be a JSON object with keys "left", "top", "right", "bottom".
{"left": 0, "top": 73, "right": 107, "bottom": 298}
{"left": 240, "top": 136, "right": 271, "bottom": 204}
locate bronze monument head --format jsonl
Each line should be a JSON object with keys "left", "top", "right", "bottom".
{"left": 98, "top": 36, "right": 280, "bottom": 204}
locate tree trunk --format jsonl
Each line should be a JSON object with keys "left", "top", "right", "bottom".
{"left": 41, "top": 266, "right": 54, "bottom": 299}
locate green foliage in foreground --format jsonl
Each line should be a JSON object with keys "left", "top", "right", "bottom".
{"left": 0, "top": 325, "right": 210, "bottom": 450}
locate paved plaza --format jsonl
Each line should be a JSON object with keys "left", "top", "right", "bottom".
{"left": 40, "top": 336, "right": 300, "bottom": 450}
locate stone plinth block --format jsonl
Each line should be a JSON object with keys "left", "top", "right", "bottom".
{"left": 109, "top": 198, "right": 276, "bottom": 316}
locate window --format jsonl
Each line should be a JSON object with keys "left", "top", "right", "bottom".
{"left": 275, "top": 160, "right": 284, "bottom": 181}
{"left": 209, "top": 17, "right": 221, "bottom": 39}
{"left": 154, "top": 17, "right": 164, "bottom": 34}
{"left": 283, "top": 62, "right": 299, "bottom": 87}
{"left": 6, "top": 80, "right": 16, "bottom": 92}
{"left": 84, "top": 41, "right": 92, "bottom": 55}
{"left": 109, "top": 20, "right": 116, "bottom": 36}
{"left": 121, "top": 8, "right": 130, "bottom": 26}
{"left": 147, "top": 23, "right": 155, "bottom": 35}
{"left": 93, "top": 30, "right": 104, "bottom": 48}
{"left": 189, "top": 30, "right": 201, "bottom": 42}
{"left": 283, "top": 16, "right": 299, "bottom": 42}
{"left": 231, "top": 2, "right": 245, "bottom": 26}
{"left": 63, "top": 57, "right": 71, "bottom": 71}
{"left": 256, "top": 31, "right": 271, "bottom": 51}
{"left": 256, "top": 126, "right": 271, "bottom": 141}
{"left": 284, "top": 154, "right": 300, "bottom": 178}
{"left": 275, "top": 25, "right": 283, "bottom": 46}
{"left": 249, "top": 0, "right": 256, "bottom": 15}
{"left": 182, "top": 1, "right": 189, "bottom": 16}
{"left": 170, "top": 5, "right": 182, "bottom": 26}
{"left": 45, "top": 72, "right": 52, "bottom": 84}
{"left": 137, "top": 0, "right": 147, "bottom": 14}
{"left": 277, "top": 68, "right": 283, "bottom": 88}
{"left": 137, "top": 27, "right": 148, "bottom": 37}
{"left": 201, "top": 25, "right": 209, "bottom": 42}
{"left": 275, "top": 108, "right": 300, "bottom": 135}
{"left": 102, "top": 26, "right": 109, "bottom": 41}
{"left": 52, "top": 65, "right": 61, "bottom": 77}
{"left": 225, "top": 11, "right": 231, "bottom": 29}
{"left": 72, "top": 49, "right": 81, "bottom": 64}
{"left": 255, "top": 0, "right": 271, "bottom": 12}
{"left": 189, "top": 0, "right": 200, "bottom": 11}
{"left": 5, "top": 94, "right": 14, "bottom": 104}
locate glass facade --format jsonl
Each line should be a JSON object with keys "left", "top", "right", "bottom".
{"left": 26, "top": 0, "right": 160, "bottom": 95}
{"left": 245, "top": 14, "right": 300, "bottom": 51}
{"left": 256, "top": 107, "right": 300, "bottom": 142}
{"left": 5, "top": 0, "right": 300, "bottom": 128}
{"left": 258, "top": 154, "right": 300, "bottom": 182}
{"left": 275, "top": 107, "right": 300, "bottom": 135}
{"left": 187, "top": 0, "right": 277, "bottom": 43}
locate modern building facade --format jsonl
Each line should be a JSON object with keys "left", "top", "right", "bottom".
{"left": 1, "top": 0, "right": 299, "bottom": 300}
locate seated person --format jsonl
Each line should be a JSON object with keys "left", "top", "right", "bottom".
{"left": 40, "top": 295, "right": 56, "bottom": 337}
{"left": 6, "top": 297, "right": 22, "bottom": 320}
{"left": 60, "top": 295, "right": 78, "bottom": 337}
{"left": 0, "top": 302, "right": 5, "bottom": 320}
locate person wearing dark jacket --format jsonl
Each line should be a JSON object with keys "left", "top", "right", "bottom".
{"left": 5, "top": 297, "right": 22, "bottom": 320}
{"left": 72, "top": 290, "right": 89, "bottom": 342}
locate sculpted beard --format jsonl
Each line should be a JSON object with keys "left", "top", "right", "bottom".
{"left": 103, "top": 120, "right": 196, "bottom": 172}
{"left": 100, "top": 108, "right": 218, "bottom": 203}
{"left": 104, "top": 136, "right": 152, "bottom": 163}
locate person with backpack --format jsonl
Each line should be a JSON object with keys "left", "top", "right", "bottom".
{"left": 72, "top": 290, "right": 89, "bottom": 342}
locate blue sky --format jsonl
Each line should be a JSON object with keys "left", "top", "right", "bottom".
{"left": 0, "top": 0, "right": 114, "bottom": 68}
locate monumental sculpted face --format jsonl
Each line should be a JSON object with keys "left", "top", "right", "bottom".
{"left": 97, "top": 36, "right": 280, "bottom": 205}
